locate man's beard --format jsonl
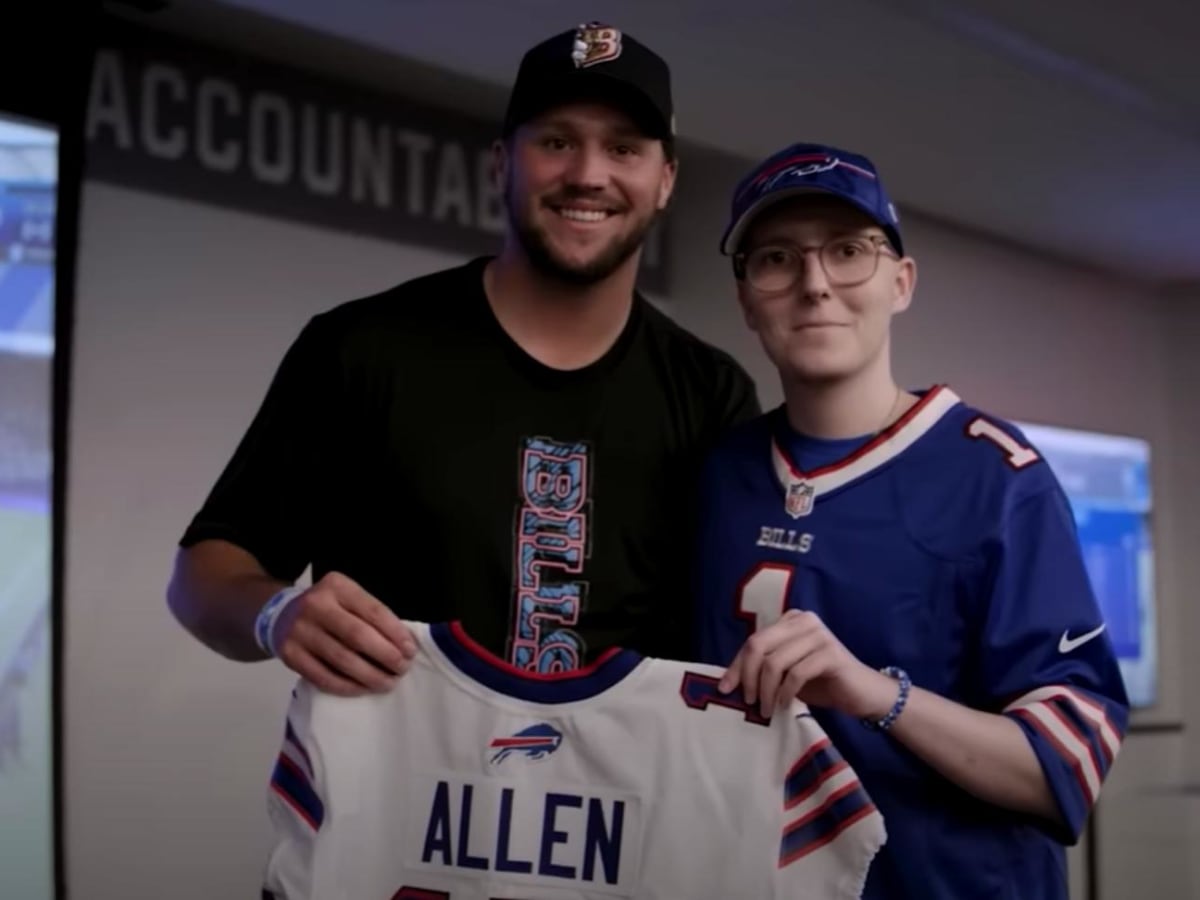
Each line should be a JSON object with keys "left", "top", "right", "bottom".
{"left": 506, "top": 181, "right": 658, "bottom": 286}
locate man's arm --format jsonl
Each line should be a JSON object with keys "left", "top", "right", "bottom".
{"left": 167, "top": 539, "right": 417, "bottom": 695}
{"left": 167, "top": 539, "right": 287, "bottom": 662}
{"left": 167, "top": 317, "right": 415, "bottom": 694}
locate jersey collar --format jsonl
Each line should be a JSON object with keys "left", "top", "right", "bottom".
{"left": 770, "top": 385, "right": 961, "bottom": 518}
{"left": 427, "top": 621, "right": 644, "bottom": 703}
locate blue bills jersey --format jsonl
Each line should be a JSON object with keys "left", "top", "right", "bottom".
{"left": 692, "top": 386, "right": 1130, "bottom": 900}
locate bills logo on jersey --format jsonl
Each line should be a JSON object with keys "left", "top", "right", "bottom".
{"left": 785, "top": 480, "right": 815, "bottom": 518}
{"left": 488, "top": 723, "right": 563, "bottom": 765}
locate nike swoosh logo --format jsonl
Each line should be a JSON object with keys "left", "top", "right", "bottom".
{"left": 1058, "top": 624, "right": 1107, "bottom": 654}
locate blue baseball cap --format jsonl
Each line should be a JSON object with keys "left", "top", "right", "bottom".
{"left": 719, "top": 143, "right": 904, "bottom": 257}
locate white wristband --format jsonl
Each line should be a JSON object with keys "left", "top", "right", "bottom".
{"left": 254, "top": 586, "right": 306, "bottom": 657}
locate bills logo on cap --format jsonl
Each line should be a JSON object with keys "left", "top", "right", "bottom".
{"left": 572, "top": 21, "right": 623, "bottom": 67}
{"left": 769, "top": 156, "right": 840, "bottom": 185}
{"left": 785, "top": 480, "right": 816, "bottom": 519}
{"left": 740, "top": 153, "right": 877, "bottom": 205}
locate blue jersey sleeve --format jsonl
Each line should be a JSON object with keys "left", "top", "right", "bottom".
{"left": 974, "top": 482, "right": 1130, "bottom": 843}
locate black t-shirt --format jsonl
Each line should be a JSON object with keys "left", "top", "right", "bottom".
{"left": 180, "top": 257, "right": 760, "bottom": 667}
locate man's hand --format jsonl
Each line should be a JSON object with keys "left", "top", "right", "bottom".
{"left": 273, "top": 572, "right": 417, "bottom": 696}
{"left": 717, "top": 608, "right": 898, "bottom": 719}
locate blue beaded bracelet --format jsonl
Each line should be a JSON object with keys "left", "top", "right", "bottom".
{"left": 862, "top": 666, "right": 911, "bottom": 732}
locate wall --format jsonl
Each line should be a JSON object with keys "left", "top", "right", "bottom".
{"left": 62, "top": 22, "right": 1197, "bottom": 900}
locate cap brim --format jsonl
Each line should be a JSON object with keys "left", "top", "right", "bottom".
{"left": 720, "top": 186, "right": 900, "bottom": 255}
{"left": 505, "top": 72, "right": 671, "bottom": 141}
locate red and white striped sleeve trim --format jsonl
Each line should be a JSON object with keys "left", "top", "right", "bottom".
{"left": 1004, "top": 685, "right": 1123, "bottom": 808}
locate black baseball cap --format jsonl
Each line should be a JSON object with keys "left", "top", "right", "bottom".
{"left": 502, "top": 22, "right": 675, "bottom": 143}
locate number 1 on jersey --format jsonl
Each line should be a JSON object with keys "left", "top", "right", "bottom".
{"left": 737, "top": 562, "right": 794, "bottom": 634}
{"left": 682, "top": 562, "right": 796, "bottom": 725}
{"left": 966, "top": 417, "right": 1039, "bottom": 469}
{"left": 680, "top": 672, "right": 770, "bottom": 725}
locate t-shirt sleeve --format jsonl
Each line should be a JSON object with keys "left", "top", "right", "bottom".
{"left": 179, "top": 317, "right": 339, "bottom": 581}
{"left": 974, "top": 483, "right": 1130, "bottom": 844}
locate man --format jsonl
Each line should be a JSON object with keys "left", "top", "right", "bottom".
{"left": 691, "top": 142, "right": 1129, "bottom": 898}
{"left": 166, "top": 23, "right": 758, "bottom": 695}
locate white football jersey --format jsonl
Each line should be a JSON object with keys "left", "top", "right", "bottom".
{"left": 262, "top": 621, "right": 885, "bottom": 899}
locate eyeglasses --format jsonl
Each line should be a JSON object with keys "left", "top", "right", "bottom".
{"left": 733, "top": 235, "right": 898, "bottom": 292}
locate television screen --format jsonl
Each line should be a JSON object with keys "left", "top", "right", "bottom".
{"left": 0, "top": 111, "right": 56, "bottom": 900}
{"left": 1017, "top": 421, "right": 1157, "bottom": 708}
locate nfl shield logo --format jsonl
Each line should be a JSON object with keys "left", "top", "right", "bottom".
{"left": 785, "top": 481, "right": 815, "bottom": 519}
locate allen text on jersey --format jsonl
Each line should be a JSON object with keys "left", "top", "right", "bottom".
{"left": 413, "top": 777, "right": 640, "bottom": 892}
